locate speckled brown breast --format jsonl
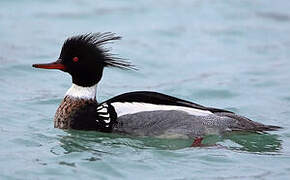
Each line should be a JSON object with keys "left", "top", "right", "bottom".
{"left": 54, "top": 96, "right": 97, "bottom": 129}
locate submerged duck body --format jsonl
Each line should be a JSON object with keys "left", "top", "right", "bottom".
{"left": 33, "top": 33, "right": 280, "bottom": 138}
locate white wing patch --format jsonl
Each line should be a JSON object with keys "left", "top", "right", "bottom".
{"left": 111, "top": 102, "right": 213, "bottom": 117}
{"left": 96, "top": 103, "right": 111, "bottom": 124}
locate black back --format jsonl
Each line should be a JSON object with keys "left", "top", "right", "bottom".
{"left": 105, "top": 91, "right": 233, "bottom": 113}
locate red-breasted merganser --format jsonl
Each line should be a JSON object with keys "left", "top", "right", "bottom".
{"left": 32, "top": 32, "right": 280, "bottom": 138}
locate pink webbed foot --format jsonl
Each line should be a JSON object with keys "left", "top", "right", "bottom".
{"left": 190, "top": 137, "right": 227, "bottom": 148}
{"left": 191, "top": 137, "right": 204, "bottom": 147}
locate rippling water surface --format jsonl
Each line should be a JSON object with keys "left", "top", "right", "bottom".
{"left": 1, "top": 0, "right": 290, "bottom": 179}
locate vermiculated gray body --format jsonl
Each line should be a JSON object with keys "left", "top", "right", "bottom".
{"left": 112, "top": 110, "right": 276, "bottom": 138}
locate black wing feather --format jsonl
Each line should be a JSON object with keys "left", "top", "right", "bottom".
{"left": 105, "top": 91, "right": 233, "bottom": 113}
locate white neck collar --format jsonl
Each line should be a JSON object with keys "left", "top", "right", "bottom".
{"left": 65, "top": 83, "right": 97, "bottom": 100}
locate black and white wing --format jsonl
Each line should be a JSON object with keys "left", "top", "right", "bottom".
{"left": 101, "top": 91, "right": 279, "bottom": 136}
{"left": 104, "top": 91, "right": 233, "bottom": 116}
{"left": 95, "top": 103, "right": 117, "bottom": 132}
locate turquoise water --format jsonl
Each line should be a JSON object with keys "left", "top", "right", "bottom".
{"left": 1, "top": 0, "right": 290, "bottom": 179}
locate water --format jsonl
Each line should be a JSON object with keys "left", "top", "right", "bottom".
{"left": 1, "top": 0, "right": 290, "bottom": 179}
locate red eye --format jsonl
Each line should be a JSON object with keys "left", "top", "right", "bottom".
{"left": 73, "top": 57, "right": 79, "bottom": 62}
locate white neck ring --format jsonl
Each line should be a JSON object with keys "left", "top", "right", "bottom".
{"left": 65, "top": 83, "right": 97, "bottom": 100}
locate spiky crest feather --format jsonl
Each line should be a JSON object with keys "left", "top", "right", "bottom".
{"left": 62, "top": 32, "right": 136, "bottom": 70}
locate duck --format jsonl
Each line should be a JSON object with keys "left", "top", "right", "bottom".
{"left": 32, "top": 32, "right": 280, "bottom": 140}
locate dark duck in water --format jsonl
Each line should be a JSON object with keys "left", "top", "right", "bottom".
{"left": 32, "top": 32, "right": 280, "bottom": 141}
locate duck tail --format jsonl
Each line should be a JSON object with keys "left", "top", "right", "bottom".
{"left": 260, "top": 125, "right": 282, "bottom": 131}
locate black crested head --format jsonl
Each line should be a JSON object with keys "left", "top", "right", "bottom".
{"left": 57, "top": 32, "right": 135, "bottom": 87}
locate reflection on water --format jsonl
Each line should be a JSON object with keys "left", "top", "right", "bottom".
{"left": 57, "top": 130, "right": 115, "bottom": 155}
{"left": 224, "top": 132, "right": 282, "bottom": 153}
{"left": 57, "top": 130, "right": 282, "bottom": 157}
